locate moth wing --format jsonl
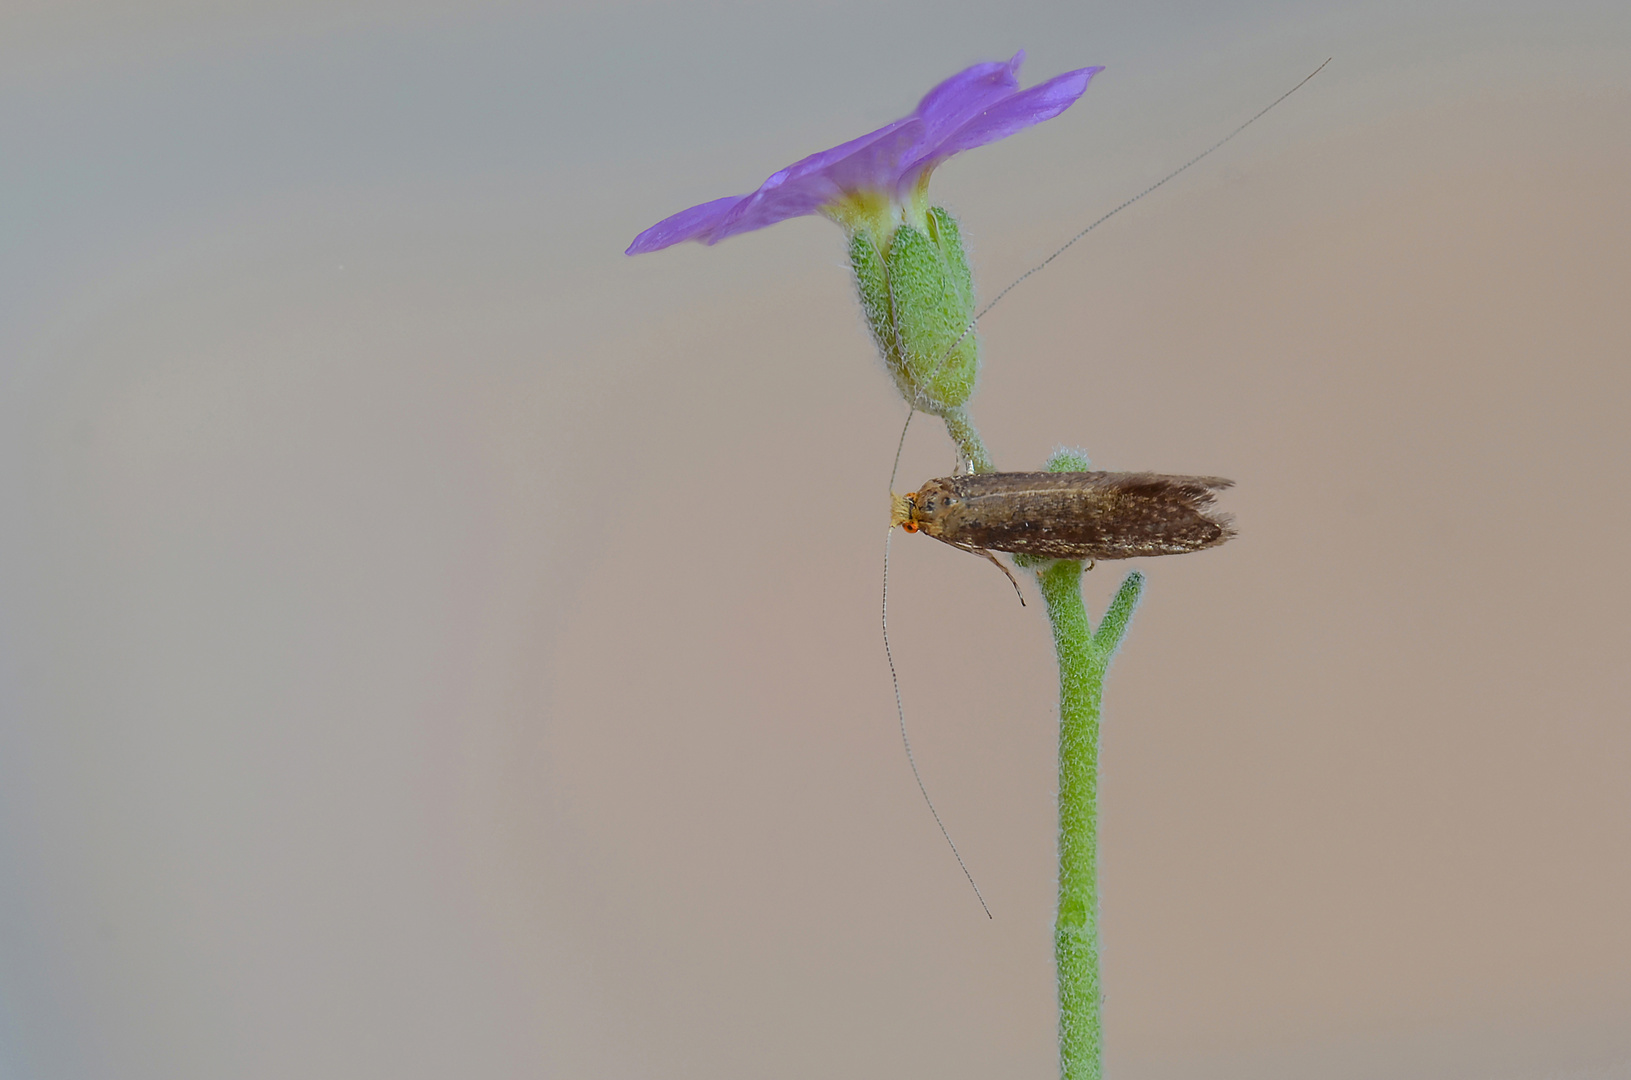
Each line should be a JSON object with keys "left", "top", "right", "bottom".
{"left": 1092, "top": 473, "right": 1235, "bottom": 555}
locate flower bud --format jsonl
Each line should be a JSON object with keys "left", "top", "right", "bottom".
{"left": 850, "top": 206, "right": 978, "bottom": 416}
{"left": 1046, "top": 446, "right": 1093, "bottom": 472}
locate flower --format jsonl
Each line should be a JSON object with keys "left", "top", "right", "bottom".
{"left": 625, "top": 51, "right": 1102, "bottom": 254}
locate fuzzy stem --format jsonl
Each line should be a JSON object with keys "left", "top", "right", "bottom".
{"left": 940, "top": 407, "right": 993, "bottom": 474}
{"left": 1038, "top": 564, "right": 1145, "bottom": 1080}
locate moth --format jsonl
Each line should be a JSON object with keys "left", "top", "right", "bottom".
{"left": 890, "top": 471, "right": 1235, "bottom": 592}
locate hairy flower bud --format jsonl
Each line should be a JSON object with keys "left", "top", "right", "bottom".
{"left": 850, "top": 206, "right": 978, "bottom": 416}
{"left": 1047, "top": 446, "right": 1093, "bottom": 473}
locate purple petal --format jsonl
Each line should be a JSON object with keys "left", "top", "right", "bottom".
{"left": 791, "top": 120, "right": 925, "bottom": 198}
{"left": 628, "top": 118, "right": 921, "bottom": 252}
{"left": 625, "top": 194, "right": 746, "bottom": 254}
{"left": 625, "top": 53, "right": 1102, "bottom": 253}
{"left": 704, "top": 120, "right": 926, "bottom": 243}
{"left": 704, "top": 175, "right": 840, "bottom": 244}
{"left": 912, "top": 52, "right": 1023, "bottom": 137}
{"left": 901, "top": 65, "right": 1103, "bottom": 184}
{"left": 773, "top": 115, "right": 916, "bottom": 186}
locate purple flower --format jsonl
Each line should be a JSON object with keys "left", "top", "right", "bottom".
{"left": 626, "top": 51, "right": 1103, "bottom": 255}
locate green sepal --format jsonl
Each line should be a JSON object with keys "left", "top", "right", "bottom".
{"left": 888, "top": 208, "right": 978, "bottom": 412}
{"left": 847, "top": 206, "right": 979, "bottom": 416}
{"left": 849, "top": 231, "right": 896, "bottom": 372}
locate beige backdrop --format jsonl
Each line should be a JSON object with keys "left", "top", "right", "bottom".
{"left": 2, "top": 2, "right": 1629, "bottom": 1077}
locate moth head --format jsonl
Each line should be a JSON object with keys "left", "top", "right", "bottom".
{"left": 893, "top": 479, "right": 958, "bottom": 535}
{"left": 890, "top": 491, "right": 920, "bottom": 532}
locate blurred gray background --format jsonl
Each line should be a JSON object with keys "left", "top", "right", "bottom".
{"left": 2, "top": 2, "right": 1629, "bottom": 1077}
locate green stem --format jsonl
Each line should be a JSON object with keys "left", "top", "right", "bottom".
{"left": 940, "top": 407, "right": 993, "bottom": 474}
{"left": 1038, "top": 564, "right": 1145, "bottom": 1080}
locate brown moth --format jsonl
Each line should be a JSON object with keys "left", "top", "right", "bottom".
{"left": 890, "top": 471, "right": 1235, "bottom": 581}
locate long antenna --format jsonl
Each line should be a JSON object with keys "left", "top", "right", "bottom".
{"left": 882, "top": 525, "right": 992, "bottom": 918}
{"left": 888, "top": 408, "right": 915, "bottom": 493}
{"left": 938, "top": 58, "right": 1332, "bottom": 358}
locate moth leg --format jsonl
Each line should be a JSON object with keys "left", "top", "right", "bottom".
{"left": 969, "top": 546, "right": 1026, "bottom": 607}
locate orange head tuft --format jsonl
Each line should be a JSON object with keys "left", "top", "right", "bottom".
{"left": 889, "top": 491, "right": 919, "bottom": 531}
